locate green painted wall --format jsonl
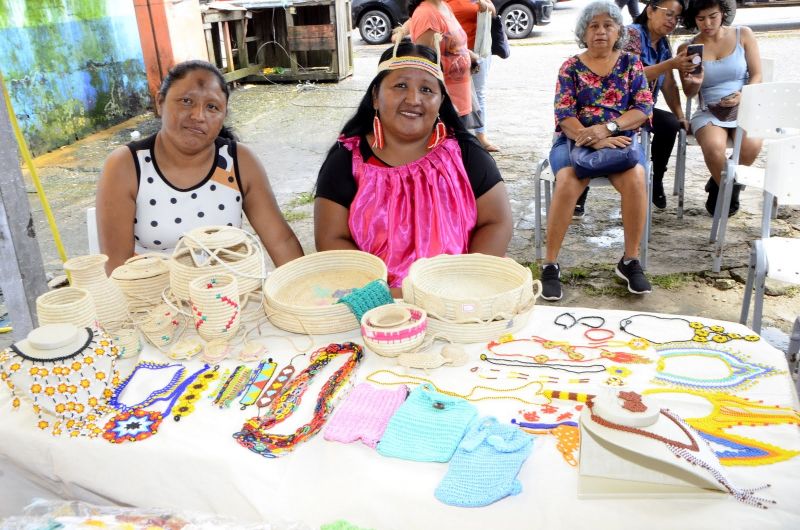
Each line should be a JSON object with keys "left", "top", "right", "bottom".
{"left": 0, "top": 0, "right": 150, "bottom": 155}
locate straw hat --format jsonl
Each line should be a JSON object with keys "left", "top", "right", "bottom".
{"left": 13, "top": 324, "right": 93, "bottom": 360}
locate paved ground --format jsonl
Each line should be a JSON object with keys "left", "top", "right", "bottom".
{"left": 8, "top": 3, "right": 800, "bottom": 350}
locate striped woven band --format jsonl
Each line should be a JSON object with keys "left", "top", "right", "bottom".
{"left": 377, "top": 56, "right": 445, "bottom": 83}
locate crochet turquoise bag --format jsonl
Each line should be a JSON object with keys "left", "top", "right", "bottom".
{"left": 377, "top": 383, "right": 477, "bottom": 462}
{"left": 435, "top": 417, "right": 533, "bottom": 507}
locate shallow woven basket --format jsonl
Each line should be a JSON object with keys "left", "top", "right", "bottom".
{"left": 189, "top": 273, "right": 242, "bottom": 341}
{"left": 426, "top": 301, "right": 536, "bottom": 343}
{"left": 111, "top": 254, "right": 171, "bottom": 313}
{"left": 361, "top": 303, "right": 427, "bottom": 357}
{"left": 170, "top": 226, "right": 263, "bottom": 300}
{"left": 36, "top": 287, "right": 97, "bottom": 328}
{"left": 263, "top": 250, "right": 387, "bottom": 334}
{"left": 403, "top": 254, "right": 535, "bottom": 323}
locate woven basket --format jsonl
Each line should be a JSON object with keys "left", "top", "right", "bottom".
{"left": 110, "top": 325, "right": 142, "bottom": 359}
{"left": 111, "top": 254, "right": 171, "bottom": 313}
{"left": 64, "top": 254, "right": 130, "bottom": 329}
{"left": 36, "top": 287, "right": 97, "bottom": 328}
{"left": 426, "top": 301, "right": 536, "bottom": 343}
{"left": 402, "top": 254, "right": 536, "bottom": 323}
{"left": 361, "top": 303, "right": 427, "bottom": 357}
{"left": 140, "top": 303, "right": 183, "bottom": 348}
{"left": 170, "top": 226, "right": 263, "bottom": 300}
{"left": 189, "top": 273, "right": 241, "bottom": 341}
{"left": 263, "top": 250, "right": 387, "bottom": 334}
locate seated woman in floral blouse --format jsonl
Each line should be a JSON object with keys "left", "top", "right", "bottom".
{"left": 540, "top": 1, "right": 654, "bottom": 302}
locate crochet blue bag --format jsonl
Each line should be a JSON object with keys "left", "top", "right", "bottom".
{"left": 435, "top": 417, "right": 533, "bottom": 507}
{"left": 376, "top": 383, "right": 477, "bottom": 462}
{"left": 569, "top": 134, "right": 639, "bottom": 179}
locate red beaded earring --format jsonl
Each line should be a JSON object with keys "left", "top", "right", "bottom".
{"left": 372, "top": 111, "right": 385, "bottom": 150}
{"left": 426, "top": 117, "right": 447, "bottom": 150}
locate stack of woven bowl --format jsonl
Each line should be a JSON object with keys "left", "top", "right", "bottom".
{"left": 401, "top": 254, "right": 541, "bottom": 343}
{"left": 263, "top": 250, "right": 388, "bottom": 335}
{"left": 111, "top": 254, "right": 171, "bottom": 314}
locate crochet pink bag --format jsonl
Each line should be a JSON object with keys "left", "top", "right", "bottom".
{"left": 324, "top": 383, "right": 409, "bottom": 448}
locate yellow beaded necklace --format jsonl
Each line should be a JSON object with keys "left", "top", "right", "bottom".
{"left": 644, "top": 388, "right": 800, "bottom": 466}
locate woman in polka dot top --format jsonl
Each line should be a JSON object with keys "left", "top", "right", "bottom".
{"left": 95, "top": 60, "right": 303, "bottom": 274}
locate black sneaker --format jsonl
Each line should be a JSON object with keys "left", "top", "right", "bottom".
{"left": 615, "top": 258, "right": 652, "bottom": 295}
{"left": 541, "top": 263, "right": 563, "bottom": 301}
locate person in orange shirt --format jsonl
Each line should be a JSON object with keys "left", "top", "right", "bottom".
{"left": 446, "top": 0, "right": 499, "bottom": 151}
{"left": 407, "top": 0, "right": 476, "bottom": 125}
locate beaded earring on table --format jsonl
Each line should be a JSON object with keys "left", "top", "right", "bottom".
{"left": 372, "top": 110, "right": 385, "bottom": 150}
{"left": 427, "top": 117, "right": 447, "bottom": 150}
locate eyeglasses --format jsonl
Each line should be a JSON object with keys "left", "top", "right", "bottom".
{"left": 654, "top": 5, "right": 683, "bottom": 23}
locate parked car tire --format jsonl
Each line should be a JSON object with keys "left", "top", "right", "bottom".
{"left": 359, "top": 10, "right": 393, "bottom": 45}
{"left": 501, "top": 3, "right": 535, "bottom": 39}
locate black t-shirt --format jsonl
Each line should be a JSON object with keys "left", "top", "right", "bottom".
{"left": 315, "top": 136, "right": 503, "bottom": 208}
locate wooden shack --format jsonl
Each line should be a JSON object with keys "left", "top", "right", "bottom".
{"left": 202, "top": 0, "right": 353, "bottom": 83}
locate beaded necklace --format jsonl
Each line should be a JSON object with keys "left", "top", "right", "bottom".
{"left": 103, "top": 364, "right": 210, "bottom": 443}
{"left": 109, "top": 361, "right": 186, "bottom": 413}
{"left": 486, "top": 336, "right": 652, "bottom": 365}
{"left": 479, "top": 354, "right": 607, "bottom": 374}
{"left": 366, "top": 369, "right": 550, "bottom": 405}
{"left": 587, "top": 396, "right": 774, "bottom": 508}
{"left": 174, "top": 366, "right": 221, "bottom": 421}
{"left": 619, "top": 313, "right": 760, "bottom": 344}
{"left": 0, "top": 327, "right": 120, "bottom": 438}
{"left": 644, "top": 388, "right": 800, "bottom": 466}
{"left": 233, "top": 342, "right": 363, "bottom": 458}
{"left": 652, "top": 343, "right": 781, "bottom": 391}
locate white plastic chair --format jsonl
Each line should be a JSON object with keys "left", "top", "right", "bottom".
{"left": 533, "top": 131, "right": 652, "bottom": 269}
{"left": 711, "top": 81, "right": 800, "bottom": 273}
{"left": 86, "top": 207, "right": 100, "bottom": 254}
{"left": 738, "top": 135, "right": 800, "bottom": 388}
{"left": 673, "top": 58, "right": 775, "bottom": 220}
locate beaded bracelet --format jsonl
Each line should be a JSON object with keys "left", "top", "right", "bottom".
{"left": 239, "top": 359, "right": 277, "bottom": 410}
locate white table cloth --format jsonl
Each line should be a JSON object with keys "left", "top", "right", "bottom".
{"left": 1, "top": 305, "right": 799, "bottom": 529}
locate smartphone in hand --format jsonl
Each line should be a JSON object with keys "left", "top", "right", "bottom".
{"left": 687, "top": 44, "right": 704, "bottom": 75}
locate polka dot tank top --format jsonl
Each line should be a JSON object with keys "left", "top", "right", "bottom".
{"left": 129, "top": 133, "right": 244, "bottom": 254}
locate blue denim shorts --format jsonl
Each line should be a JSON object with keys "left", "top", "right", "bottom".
{"left": 548, "top": 134, "right": 647, "bottom": 179}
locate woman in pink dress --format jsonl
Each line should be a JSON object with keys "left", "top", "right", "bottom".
{"left": 313, "top": 42, "right": 512, "bottom": 292}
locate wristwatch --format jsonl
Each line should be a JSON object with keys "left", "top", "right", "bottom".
{"left": 605, "top": 120, "right": 619, "bottom": 134}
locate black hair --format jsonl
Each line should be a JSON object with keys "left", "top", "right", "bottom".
{"left": 408, "top": 0, "right": 424, "bottom": 16}
{"left": 157, "top": 60, "right": 236, "bottom": 141}
{"left": 682, "top": 0, "right": 732, "bottom": 31}
{"left": 336, "top": 41, "right": 471, "bottom": 144}
{"left": 634, "top": 0, "right": 687, "bottom": 27}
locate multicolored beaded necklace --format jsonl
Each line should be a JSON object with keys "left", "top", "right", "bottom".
{"left": 103, "top": 363, "right": 211, "bottom": 443}
{"left": 587, "top": 395, "right": 774, "bottom": 509}
{"left": 644, "top": 388, "right": 800, "bottom": 466}
{"left": 652, "top": 343, "right": 781, "bottom": 392}
{"left": 486, "top": 335, "right": 652, "bottom": 365}
{"left": 233, "top": 342, "right": 363, "bottom": 458}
